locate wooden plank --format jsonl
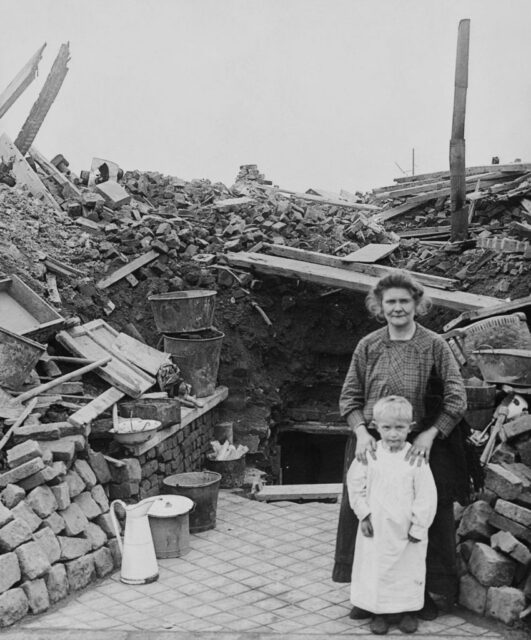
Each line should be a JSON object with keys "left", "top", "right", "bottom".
{"left": 29, "top": 146, "right": 82, "bottom": 199}
{"left": 0, "top": 44, "right": 46, "bottom": 119}
{"left": 393, "top": 163, "right": 531, "bottom": 185}
{"left": 374, "top": 171, "right": 504, "bottom": 200}
{"left": 257, "top": 185, "right": 381, "bottom": 212}
{"left": 15, "top": 43, "right": 70, "bottom": 156}
{"left": 0, "top": 133, "right": 61, "bottom": 211}
{"left": 227, "top": 251, "right": 502, "bottom": 312}
{"left": 56, "top": 321, "right": 155, "bottom": 397}
{"left": 255, "top": 483, "right": 342, "bottom": 502}
{"left": 127, "top": 386, "right": 229, "bottom": 456}
{"left": 443, "top": 294, "right": 531, "bottom": 332}
{"left": 68, "top": 387, "right": 125, "bottom": 427}
{"left": 341, "top": 243, "right": 399, "bottom": 263}
{"left": 262, "top": 243, "right": 457, "bottom": 290}
{"left": 0, "top": 398, "right": 39, "bottom": 452}
{"left": 12, "top": 357, "right": 111, "bottom": 404}
{"left": 213, "top": 196, "right": 254, "bottom": 209}
{"left": 96, "top": 250, "right": 159, "bottom": 289}
{"left": 113, "top": 332, "right": 171, "bottom": 376}
{"left": 280, "top": 422, "right": 351, "bottom": 436}
{"left": 45, "top": 273, "right": 61, "bottom": 305}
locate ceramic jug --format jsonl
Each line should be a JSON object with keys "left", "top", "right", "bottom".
{"left": 110, "top": 497, "right": 159, "bottom": 584}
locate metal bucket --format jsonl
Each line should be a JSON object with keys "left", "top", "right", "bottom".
{"left": 164, "top": 328, "right": 224, "bottom": 398}
{"left": 149, "top": 290, "right": 217, "bottom": 333}
{"left": 206, "top": 455, "right": 246, "bottom": 489}
{"left": 0, "top": 327, "right": 46, "bottom": 388}
{"left": 162, "top": 471, "right": 221, "bottom": 533}
{"left": 148, "top": 495, "right": 194, "bottom": 558}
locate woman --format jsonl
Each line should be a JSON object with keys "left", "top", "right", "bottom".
{"left": 333, "top": 271, "right": 468, "bottom": 621}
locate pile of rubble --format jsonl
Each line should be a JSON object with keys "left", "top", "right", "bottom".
{"left": 0, "top": 443, "right": 122, "bottom": 627}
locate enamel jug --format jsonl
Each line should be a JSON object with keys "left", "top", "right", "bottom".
{"left": 110, "top": 497, "right": 159, "bottom": 584}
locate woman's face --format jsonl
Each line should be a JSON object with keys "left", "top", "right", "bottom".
{"left": 381, "top": 287, "right": 416, "bottom": 329}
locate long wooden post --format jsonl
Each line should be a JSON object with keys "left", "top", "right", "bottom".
{"left": 450, "top": 19, "right": 470, "bottom": 241}
{"left": 14, "top": 43, "right": 70, "bottom": 156}
{"left": 0, "top": 44, "right": 46, "bottom": 120}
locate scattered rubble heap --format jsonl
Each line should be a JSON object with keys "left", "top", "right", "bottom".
{"left": 1, "top": 152, "right": 531, "bottom": 630}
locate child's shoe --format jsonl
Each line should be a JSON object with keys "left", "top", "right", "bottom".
{"left": 370, "top": 615, "right": 389, "bottom": 635}
{"left": 399, "top": 613, "right": 418, "bottom": 634}
{"left": 349, "top": 606, "right": 372, "bottom": 619}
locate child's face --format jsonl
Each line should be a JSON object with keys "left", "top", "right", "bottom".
{"left": 374, "top": 413, "right": 411, "bottom": 451}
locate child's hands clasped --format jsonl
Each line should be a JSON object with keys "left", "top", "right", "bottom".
{"left": 360, "top": 515, "right": 374, "bottom": 537}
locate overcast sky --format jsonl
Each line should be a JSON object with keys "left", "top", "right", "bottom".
{"left": 1, "top": 0, "right": 530, "bottom": 193}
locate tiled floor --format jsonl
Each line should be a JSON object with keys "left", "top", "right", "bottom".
{"left": 18, "top": 492, "right": 502, "bottom": 638}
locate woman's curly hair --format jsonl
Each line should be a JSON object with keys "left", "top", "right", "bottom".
{"left": 365, "top": 271, "right": 431, "bottom": 322}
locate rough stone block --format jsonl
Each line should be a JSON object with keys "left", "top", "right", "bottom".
{"left": 51, "top": 483, "right": 70, "bottom": 510}
{"left": 0, "top": 518, "right": 33, "bottom": 551}
{"left": 44, "top": 564, "right": 69, "bottom": 604}
{"left": 457, "top": 539, "right": 476, "bottom": 563}
{"left": 6, "top": 440, "right": 43, "bottom": 469}
{"left": 457, "top": 501, "right": 494, "bottom": 541}
{"left": 485, "top": 464, "right": 523, "bottom": 500}
{"left": 26, "top": 485, "right": 58, "bottom": 518}
{"left": 95, "top": 512, "right": 117, "bottom": 538}
{"left": 51, "top": 461, "right": 68, "bottom": 479}
{"left": 488, "top": 512, "right": 531, "bottom": 545}
{"left": 33, "top": 527, "right": 61, "bottom": 564}
{"left": 58, "top": 536, "right": 91, "bottom": 561}
{"left": 87, "top": 450, "right": 111, "bottom": 484}
{"left": 11, "top": 502, "right": 40, "bottom": 532}
{"left": 0, "top": 503, "right": 13, "bottom": 528}
{"left": 107, "top": 538, "right": 122, "bottom": 568}
{"left": 0, "top": 588, "right": 29, "bottom": 627}
{"left": 43, "top": 511, "right": 65, "bottom": 535}
{"left": 109, "top": 458, "right": 141, "bottom": 484}
{"left": 91, "top": 485, "right": 109, "bottom": 513}
{"left": 495, "top": 499, "right": 531, "bottom": 528}
{"left": 515, "top": 438, "right": 531, "bottom": 467}
{"left": 65, "top": 555, "right": 95, "bottom": 591}
{"left": 17, "top": 466, "right": 60, "bottom": 492}
{"left": 12, "top": 423, "right": 60, "bottom": 442}
{"left": 491, "top": 530, "right": 531, "bottom": 566}
{"left": 73, "top": 459, "right": 97, "bottom": 489}
{"left": 60, "top": 503, "right": 89, "bottom": 536}
{"left": 0, "top": 553, "right": 21, "bottom": 594}
{"left": 92, "top": 547, "right": 114, "bottom": 578}
{"left": 486, "top": 586, "right": 526, "bottom": 625}
{"left": 62, "top": 435, "right": 86, "bottom": 453}
{"left": 459, "top": 573, "right": 487, "bottom": 614}
{"left": 73, "top": 491, "right": 102, "bottom": 520}
{"left": 109, "top": 482, "right": 139, "bottom": 500}
{"left": 40, "top": 439, "right": 75, "bottom": 465}
{"left": 15, "top": 541, "right": 51, "bottom": 580}
{"left": 65, "top": 470, "right": 85, "bottom": 498}
{"left": 83, "top": 522, "right": 107, "bottom": 550}
{"left": 469, "top": 542, "right": 516, "bottom": 587}
{"left": 21, "top": 579, "right": 49, "bottom": 614}
{"left": 0, "top": 484, "right": 25, "bottom": 509}
{"left": 0, "top": 458, "right": 45, "bottom": 487}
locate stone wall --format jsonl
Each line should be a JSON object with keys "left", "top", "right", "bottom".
{"left": 0, "top": 409, "right": 218, "bottom": 628}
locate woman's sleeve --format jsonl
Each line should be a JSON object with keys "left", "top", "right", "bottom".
{"left": 339, "top": 341, "right": 367, "bottom": 424}
{"left": 432, "top": 338, "right": 467, "bottom": 438}
{"left": 409, "top": 463, "right": 437, "bottom": 540}
{"left": 346, "top": 458, "right": 371, "bottom": 521}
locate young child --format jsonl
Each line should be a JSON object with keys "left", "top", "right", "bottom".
{"left": 347, "top": 396, "right": 437, "bottom": 635}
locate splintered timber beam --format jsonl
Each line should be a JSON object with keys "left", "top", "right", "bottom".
{"left": 450, "top": 19, "right": 470, "bottom": 241}
{"left": 227, "top": 251, "right": 502, "bottom": 312}
{"left": 15, "top": 43, "right": 70, "bottom": 156}
{"left": 0, "top": 43, "right": 46, "bottom": 120}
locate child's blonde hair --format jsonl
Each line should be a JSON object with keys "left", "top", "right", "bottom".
{"left": 372, "top": 395, "right": 413, "bottom": 423}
